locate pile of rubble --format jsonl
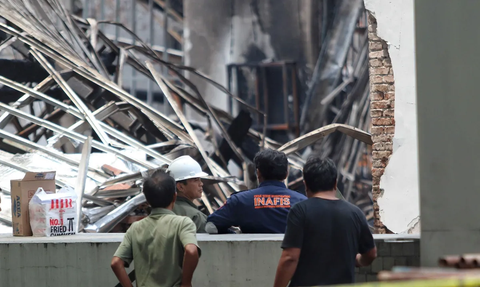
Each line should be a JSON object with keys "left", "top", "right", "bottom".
{"left": 0, "top": 0, "right": 372, "bottom": 233}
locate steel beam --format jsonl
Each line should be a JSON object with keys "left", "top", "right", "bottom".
{"left": 76, "top": 136, "right": 92, "bottom": 232}
{"left": 0, "top": 129, "right": 107, "bottom": 177}
{"left": 0, "top": 102, "right": 156, "bottom": 169}
{"left": 31, "top": 49, "right": 111, "bottom": 146}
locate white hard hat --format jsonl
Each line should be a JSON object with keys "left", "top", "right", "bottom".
{"left": 166, "top": 155, "right": 209, "bottom": 181}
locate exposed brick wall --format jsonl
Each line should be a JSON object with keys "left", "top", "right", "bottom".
{"left": 367, "top": 13, "right": 395, "bottom": 234}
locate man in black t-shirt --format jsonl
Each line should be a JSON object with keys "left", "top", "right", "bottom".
{"left": 273, "top": 157, "right": 377, "bottom": 287}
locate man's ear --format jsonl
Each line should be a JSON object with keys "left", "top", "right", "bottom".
{"left": 304, "top": 180, "right": 312, "bottom": 198}
{"left": 303, "top": 180, "right": 308, "bottom": 192}
{"left": 172, "top": 192, "right": 177, "bottom": 204}
{"left": 256, "top": 168, "right": 261, "bottom": 179}
{"left": 176, "top": 182, "right": 183, "bottom": 192}
{"left": 333, "top": 180, "right": 338, "bottom": 191}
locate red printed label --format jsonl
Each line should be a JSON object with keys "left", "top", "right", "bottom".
{"left": 254, "top": 195, "right": 291, "bottom": 209}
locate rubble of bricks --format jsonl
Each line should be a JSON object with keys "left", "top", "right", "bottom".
{"left": 367, "top": 13, "right": 395, "bottom": 234}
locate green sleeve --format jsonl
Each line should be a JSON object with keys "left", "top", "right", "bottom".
{"left": 179, "top": 218, "right": 201, "bottom": 256}
{"left": 192, "top": 212, "right": 207, "bottom": 233}
{"left": 113, "top": 224, "right": 134, "bottom": 267}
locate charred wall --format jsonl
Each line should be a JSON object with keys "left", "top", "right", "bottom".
{"left": 183, "top": 0, "right": 321, "bottom": 122}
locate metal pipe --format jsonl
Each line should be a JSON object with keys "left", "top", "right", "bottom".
{"left": 0, "top": 22, "right": 84, "bottom": 71}
{"left": 146, "top": 140, "right": 184, "bottom": 149}
{"left": 101, "top": 170, "right": 147, "bottom": 186}
{"left": 282, "top": 64, "right": 289, "bottom": 129}
{"left": 0, "top": 212, "right": 12, "bottom": 226}
{"left": 24, "top": 94, "right": 171, "bottom": 165}
{"left": 103, "top": 34, "right": 183, "bottom": 59}
{"left": 95, "top": 187, "right": 141, "bottom": 198}
{"left": 83, "top": 193, "right": 146, "bottom": 233}
{"left": 0, "top": 36, "right": 18, "bottom": 54}
{"left": 0, "top": 21, "right": 184, "bottom": 133}
{"left": 0, "top": 75, "right": 83, "bottom": 119}
{"left": 31, "top": 49, "right": 112, "bottom": 146}
{"left": 47, "top": 101, "right": 118, "bottom": 145}
{"left": 83, "top": 194, "right": 114, "bottom": 207}
{"left": 163, "top": 0, "right": 170, "bottom": 67}
{"left": 291, "top": 64, "right": 300, "bottom": 137}
{"left": 99, "top": 122, "right": 171, "bottom": 164}
{"left": 320, "top": 77, "right": 354, "bottom": 106}
{"left": 147, "top": 62, "right": 215, "bottom": 213}
{"left": 254, "top": 67, "right": 261, "bottom": 126}
{"left": 0, "top": 158, "right": 68, "bottom": 187}
{"left": 0, "top": 102, "right": 156, "bottom": 169}
{"left": 82, "top": 205, "right": 116, "bottom": 224}
{"left": 147, "top": 0, "right": 155, "bottom": 105}
{"left": 300, "top": 0, "right": 364, "bottom": 133}
{"left": 76, "top": 136, "right": 92, "bottom": 232}
{"left": 261, "top": 67, "right": 268, "bottom": 149}
{"left": 150, "top": 63, "right": 247, "bottom": 176}
{"left": 227, "top": 66, "right": 233, "bottom": 114}
{"left": 0, "top": 129, "right": 107, "bottom": 177}
{"left": 115, "top": 0, "right": 120, "bottom": 41}
{"left": 0, "top": 76, "right": 54, "bottom": 129}
{"left": 163, "top": 0, "right": 170, "bottom": 114}
{"left": 131, "top": 0, "right": 137, "bottom": 97}
{"left": 1, "top": 187, "right": 10, "bottom": 195}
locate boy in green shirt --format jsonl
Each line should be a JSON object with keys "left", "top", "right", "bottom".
{"left": 111, "top": 171, "right": 200, "bottom": 287}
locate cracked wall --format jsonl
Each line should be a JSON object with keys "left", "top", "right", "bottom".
{"left": 365, "top": 0, "right": 419, "bottom": 234}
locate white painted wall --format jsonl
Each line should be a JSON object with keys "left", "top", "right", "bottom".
{"left": 364, "top": 0, "right": 420, "bottom": 234}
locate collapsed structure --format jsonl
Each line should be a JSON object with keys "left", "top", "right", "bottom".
{"left": 0, "top": 0, "right": 373, "bottom": 233}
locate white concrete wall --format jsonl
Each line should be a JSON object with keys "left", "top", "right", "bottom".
{"left": 0, "top": 233, "right": 419, "bottom": 286}
{"left": 364, "top": 0, "right": 420, "bottom": 234}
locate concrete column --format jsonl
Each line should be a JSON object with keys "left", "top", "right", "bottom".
{"left": 415, "top": 0, "right": 480, "bottom": 266}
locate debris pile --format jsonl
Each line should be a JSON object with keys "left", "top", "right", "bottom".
{"left": 0, "top": 0, "right": 373, "bottom": 233}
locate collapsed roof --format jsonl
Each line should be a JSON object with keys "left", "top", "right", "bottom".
{"left": 0, "top": 0, "right": 373, "bottom": 232}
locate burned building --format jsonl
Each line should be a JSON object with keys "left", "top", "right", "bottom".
{"left": 0, "top": 0, "right": 374, "bottom": 233}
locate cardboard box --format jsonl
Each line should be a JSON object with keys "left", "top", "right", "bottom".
{"left": 10, "top": 171, "right": 56, "bottom": 236}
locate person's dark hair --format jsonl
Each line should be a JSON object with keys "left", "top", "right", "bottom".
{"left": 176, "top": 179, "right": 187, "bottom": 185}
{"left": 253, "top": 149, "right": 288, "bottom": 181}
{"left": 143, "top": 171, "right": 176, "bottom": 208}
{"left": 303, "top": 157, "right": 337, "bottom": 192}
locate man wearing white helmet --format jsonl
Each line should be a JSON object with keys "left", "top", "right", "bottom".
{"left": 167, "top": 155, "right": 209, "bottom": 233}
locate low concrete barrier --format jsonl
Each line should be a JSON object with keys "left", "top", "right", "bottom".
{"left": 0, "top": 233, "right": 419, "bottom": 286}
